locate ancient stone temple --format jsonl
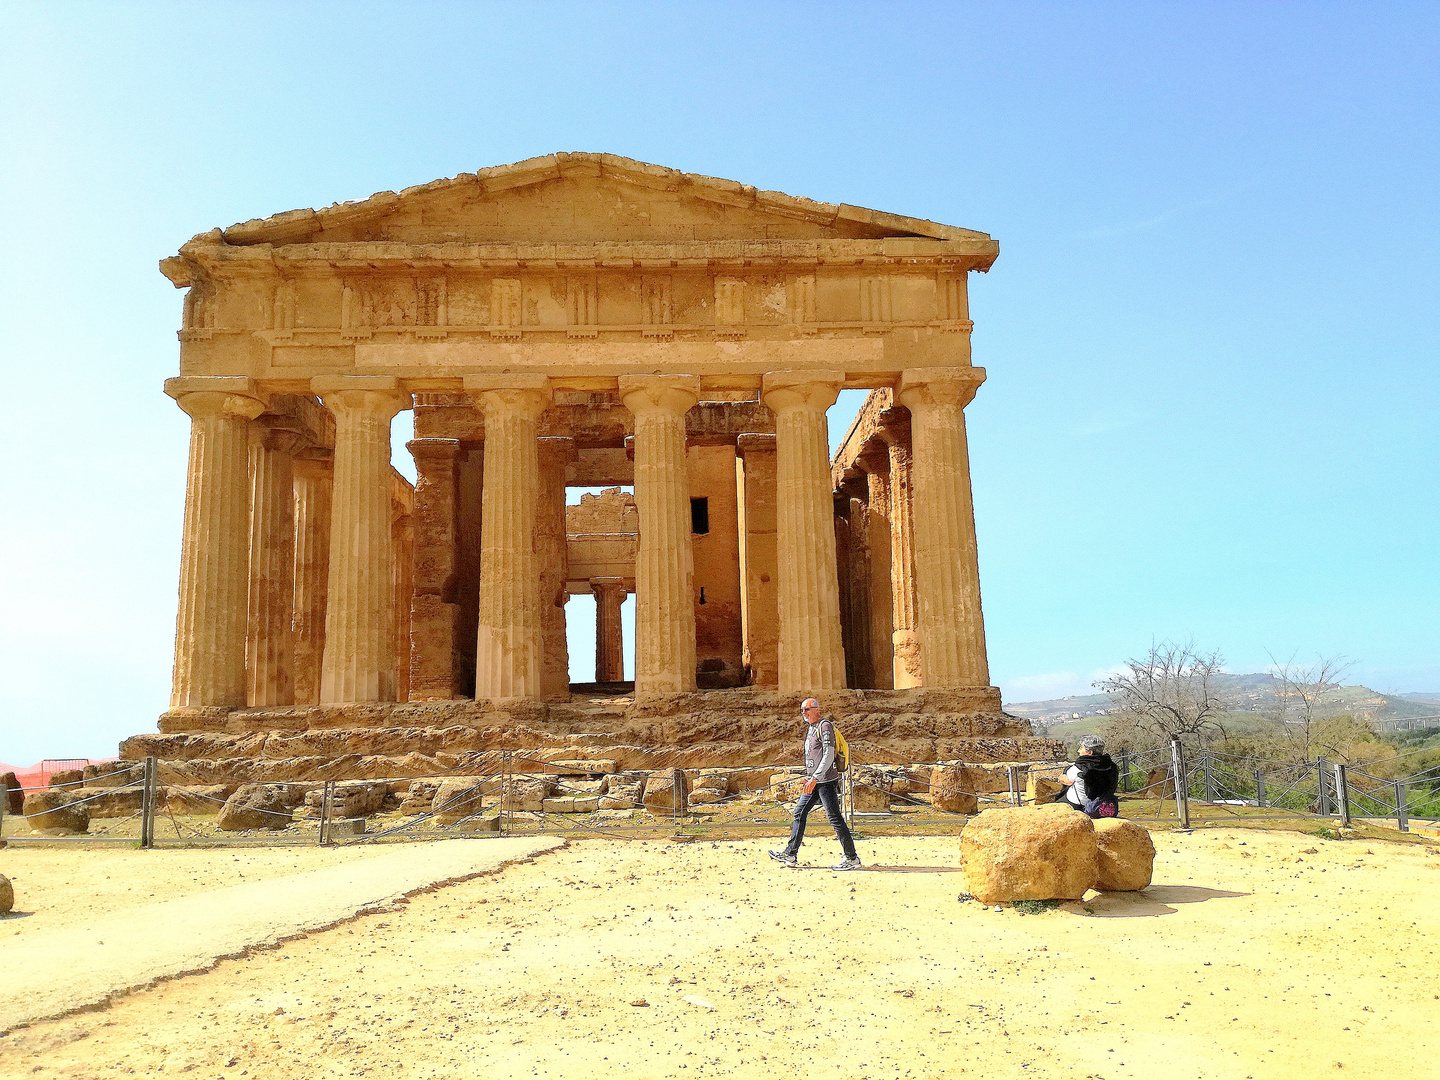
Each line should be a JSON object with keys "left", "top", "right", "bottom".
{"left": 125, "top": 154, "right": 1057, "bottom": 781}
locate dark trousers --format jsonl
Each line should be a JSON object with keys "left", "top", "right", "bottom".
{"left": 782, "top": 779, "right": 857, "bottom": 860}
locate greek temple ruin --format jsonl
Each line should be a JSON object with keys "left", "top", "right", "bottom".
{"left": 122, "top": 154, "right": 1057, "bottom": 785}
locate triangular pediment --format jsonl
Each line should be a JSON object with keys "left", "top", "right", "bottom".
{"left": 211, "top": 153, "right": 991, "bottom": 248}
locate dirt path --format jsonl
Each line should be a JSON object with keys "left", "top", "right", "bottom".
{"left": 1, "top": 828, "right": 1436, "bottom": 1079}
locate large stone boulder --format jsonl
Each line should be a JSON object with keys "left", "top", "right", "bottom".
{"left": 930, "top": 765, "right": 980, "bottom": 814}
{"left": 1093, "top": 819, "right": 1156, "bottom": 891}
{"left": 851, "top": 767, "right": 892, "bottom": 812}
{"left": 3, "top": 771, "right": 25, "bottom": 815}
{"left": 164, "top": 784, "right": 238, "bottom": 814}
{"left": 49, "top": 769, "right": 83, "bottom": 788}
{"left": 399, "top": 779, "right": 442, "bottom": 815}
{"left": 768, "top": 772, "right": 806, "bottom": 802}
{"left": 23, "top": 789, "right": 90, "bottom": 833}
{"left": 216, "top": 784, "right": 293, "bottom": 831}
{"left": 432, "top": 778, "right": 489, "bottom": 824}
{"left": 643, "top": 771, "right": 690, "bottom": 816}
{"left": 83, "top": 762, "right": 143, "bottom": 788}
{"left": 600, "top": 773, "right": 645, "bottom": 809}
{"left": 301, "top": 781, "right": 389, "bottom": 820}
{"left": 72, "top": 787, "right": 145, "bottom": 818}
{"left": 0, "top": 873, "right": 12, "bottom": 913}
{"left": 1139, "top": 767, "right": 1175, "bottom": 798}
{"left": 960, "top": 803, "right": 1098, "bottom": 904}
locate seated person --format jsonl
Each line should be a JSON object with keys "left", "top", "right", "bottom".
{"left": 1056, "top": 735, "right": 1120, "bottom": 817}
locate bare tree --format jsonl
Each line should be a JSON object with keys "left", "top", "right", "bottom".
{"left": 1266, "top": 651, "right": 1356, "bottom": 760}
{"left": 1096, "top": 640, "right": 1231, "bottom": 744}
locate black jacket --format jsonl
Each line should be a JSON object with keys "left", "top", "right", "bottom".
{"left": 1074, "top": 753, "right": 1119, "bottom": 800}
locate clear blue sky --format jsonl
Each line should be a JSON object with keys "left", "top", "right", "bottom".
{"left": 2, "top": 2, "right": 1435, "bottom": 764}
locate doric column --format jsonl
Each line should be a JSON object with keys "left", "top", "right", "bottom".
{"left": 619, "top": 374, "right": 699, "bottom": 695}
{"left": 464, "top": 374, "right": 551, "bottom": 700}
{"left": 245, "top": 425, "right": 305, "bottom": 706}
{"left": 897, "top": 367, "right": 990, "bottom": 687}
{"left": 591, "top": 576, "right": 627, "bottom": 682}
{"left": 879, "top": 419, "right": 922, "bottom": 688}
{"left": 391, "top": 473, "right": 414, "bottom": 703}
{"left": 855, "top": 449, "right": 894, "bottom": 689}
{"left": 761, "top": 370, "right": 846, "bottom": 692}
{"left": 405, "top": 438, "right": 463, "bottom": 700}
{"left": 312, "top": 375, "right": 407, "bottom": 704}
{"left": 736, "top": 433, "right": 779, "bottom": 687}
{"left": 291, "top": 453, "right": 332, "bottom": 706}
{"left": 537, "top": 436, "right": 576, "bottom": 700}
{"left": 165, "top": 376, "right": 266, "bottom": 709}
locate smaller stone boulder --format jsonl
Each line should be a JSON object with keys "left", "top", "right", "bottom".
{"left": 432, "top": 778, "right": 489, "bottom": 824}
{"left": 73, "top": 787, "right": 145, "bottom": 818}
{"left": 542, "top": 795, "right": 600, "bottom": 813}
{"left": 1093, "top": 819, "right": 1156, "bottom": 891}
{"left": 768, "top": 772, "right": 806, "bottom": 802}
{"left": 0, "top": 873, "right": 12, "bottom": 913}
{"left": 216, "top": 784, "right": 293, "bottom": 831}
{"left": 502, "top": 777, "right": 555, "bottom": 813}
{"left": 643, "top": 771, "right": 690, "bottom": 816}
{"left": 600, "top": 775, "right": 645, "bottom": 810}
{"left": 1139, "top": 767, "right": 1175, "bottom": 798}
{"left": 930, "top": 765, "right": 980, "bottom": 814}
{"left": 23, "top": 789, "right": 90, "bottom": 833}
{"left": 960, "top": 803, "right": 1098, "bottom": 904}
{"left": 851, "top": 767, "right": 892, "bottom": 812}
{"left": 49, "top": 769, "right": 83, "bottom": 788}
{"left": 2, "top": 771, "right": 23, "bottom": 815}
{"left": 164, "top": 784, "right": 238, "bottom": 815}
{"left": 399, "top": 779, "right": 442, "bottom": 815}
{"left": 1026, "top": 766, "right": 1067, "bottom": 804}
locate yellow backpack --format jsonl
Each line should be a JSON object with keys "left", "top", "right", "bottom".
{"left": 832, "top": 724, "right": 850, "bottom": 773}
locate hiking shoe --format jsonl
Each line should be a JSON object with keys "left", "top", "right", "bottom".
{"left": 768, "top": 849, "right": 798, "bottom": 868}
{"left": 832, "top": 857, "right": 862, "bottom": 871}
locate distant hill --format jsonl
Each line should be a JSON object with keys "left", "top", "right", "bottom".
{"left": 1006, "top": 673, "right": 1440, "bottom": 735}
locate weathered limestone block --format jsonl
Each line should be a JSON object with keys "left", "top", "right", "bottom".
{"left": 695, "top": 769, "right": 732, "bottom": 793}
{"left": 600, "top": 774, "right": 646, "bottom": 809}
{"left": 643, "top": 771, "right": 690, "bottom": 815}
{"left": 852, "top": 767, "right": 892, "bottom": 812}
{"left": 1140, "top": 767, "right": 1175, "bottom": 798}
{"left": 82, "top": 762, "right": 143, "bottom": 788}
{"left": 217, "top": 784, "right": 293, "bottom": 831}
{"left": 399, "top": 779, "right": 442, "bottom": 815}
{"left": 549, "top": 759, "right": 618, "bottom": 775}
{"left": 1093, "top": 819, "right": 1156, "bottom": 892}
{"left": 930, "top": 764, "right": 981, "bottom": 814}
{"left": 960, "top": 804, "right": 1099, "bottom": 904}
{"left": 768, "top": 771, "right": 807, "bottom": 802}
{"left": 300, "top": 781, "right": 389, "bottom": 819}
{"left": 0, "top": 874, "right": 12, "bottom": 913}
{"left": 503, "top": 777, "right": 555, "bottom": 812}
{"left": 164, "top": 784, "right": 238, "bottom": 814}
{"left": 1027, "top": 765, "right": 1068, "bottom": 804}
{"left": 689, "top": 787, "right": 728, "bottom": 805}
{"left": 49, "top": 770, "right": 83, "bottom": 788}
{"left": 432, "top": 778, "right": 489, "bottom": 824}
{"left": 23, "top": 790, "right": 90, "bottom": 833}
{"left": 72, "top": 787, "right": 145, "bottom": 818}
{"left": 2, "top": 771, "right": 22, "bottom": 815}
{"left": 542, "top": 795, "right": 600, "bottom": 813}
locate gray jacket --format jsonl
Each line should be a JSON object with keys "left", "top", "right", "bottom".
{"left": 804, "top": 719, "right": 840, "bottom": 784}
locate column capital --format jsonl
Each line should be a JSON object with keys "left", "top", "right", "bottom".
{"left": 590, "top": 575, "right": 627, "bottom": 592}
{"left": 761, "top": 369, "right": 844, "bottom": 413}
{"left": 166, "top": 376, "right": 267, "bottom": 421}
{"left": 463, "top": 374, "right": 551, "bottom": 420}
{"left": 736, "top": 433, "right": 777, "bottom": 459}
{"left": 405, "top": 437, "right": 462, "bottom": 469}
{"left": 313, "top": 375, "right": 408, "bottom": 421}
{"left": 896, "top": 367, "right": 987, "bottom": 410}
{"left": 619, "top": 374, "right": 699, "bottom": 417}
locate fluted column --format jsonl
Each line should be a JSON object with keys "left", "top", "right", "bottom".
{"left": 246, "top": 425, "right": 305, "bottom": 706}
{"left": 619, "top": 374, "right": 699, "bottom": 695}
{"left": 761, "top": 370, "right": 846, "bottom": 692}
{"left": 879, "top": 420, "right": 922, "bottom": 688}
{"left": 166, "top": 377, "right": 266, "bottom": 709}
{"left": 291, "top": 454, "right": 332, "bottom": 706}
{"left": 855, "top": 449, "right": 894, "bottom": 689}
{"left": 591, "top": 576, "right": 626, "bottom": 682}
{"left": 465, "top": 375, "right": 551, "bottom": 700}
{"left": 736, "top": 434, "right": 779, "bottom": 687}
{"left": 313, "top": 376, "right": 407, "bottom": 704}
{"left": 405, "top": 438, "right": 462, "bottom": 700}
{"left": 537, "top": 436, "right": 575, "bottom": 700}
{"left": 897, "top": 367, "right": 990, "bottom": 686}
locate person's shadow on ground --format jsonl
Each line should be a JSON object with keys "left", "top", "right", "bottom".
{"left": 1066, "top": 885, "right": 1249, "bottom": 918}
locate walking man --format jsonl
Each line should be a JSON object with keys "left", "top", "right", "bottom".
{"left": 769, "top": 698, "right": 861, "bottom": 870}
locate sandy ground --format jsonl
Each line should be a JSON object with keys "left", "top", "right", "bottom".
{"left": 1, "top": 826, "right": 1437, "bottom": 1079}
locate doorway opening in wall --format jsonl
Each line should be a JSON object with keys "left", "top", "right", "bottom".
{"left": 565, "top": 485, "right": 636, "bottom": 695}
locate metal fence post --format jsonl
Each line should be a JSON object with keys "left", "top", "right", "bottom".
{"left": 139, "top": 756, "right": 158, "bottom": 849}
{"left": 1202, "top": 751, "right": 1215, "bottom": 804}
{"left": 1333, "top": 763, "right": 1351, "bottom": 827}
{"left": 1170, "top": 737, "right": 1190, "bottom": 829}
{"left": 1120, "top": 751, "right": 1132, "bottom": 793}
{"left": 1007, "top": 766, "right": 1020, "bottom": 806}
{"left": 500, "top": 751, "right": 510, "bottom": 837}
{"left": 1255, "top": 770, "right": 1266, "bottom": 808}
{"left": 1316, "top": 757, "right": 1330, "bottom": 816}
{"left": 319, "top": 779, "right": 335, "bottom": 845}
{"left": 1394, "top": 780, "right": 1408, "bottom": 833}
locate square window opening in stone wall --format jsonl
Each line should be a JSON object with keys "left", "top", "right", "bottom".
{"left": 691, "top": 497, "right": 709, "bottom": 535}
